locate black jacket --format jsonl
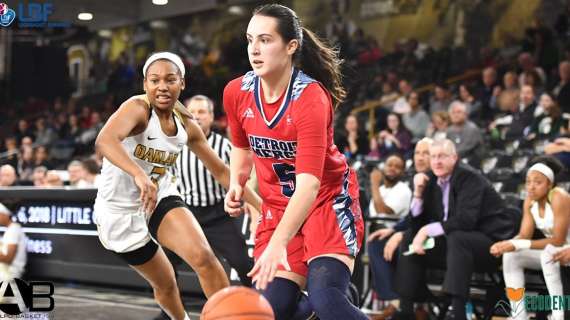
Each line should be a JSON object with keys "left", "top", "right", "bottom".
{"left": 411, "top": 163, "right": 517, "bottom": 241}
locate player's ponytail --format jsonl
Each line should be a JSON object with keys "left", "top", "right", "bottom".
{"left": 253, "top": 4, "right": 346, "bottom": 109}
{"left": 298, "top": 27, "right": 346, "bottom": 109}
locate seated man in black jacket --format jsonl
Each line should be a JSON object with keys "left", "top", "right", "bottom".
{"left": 394, "top": 139, "right": 517, "bottom": 320}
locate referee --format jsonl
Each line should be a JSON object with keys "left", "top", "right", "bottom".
{"left": 175, "top": 95, "right": 253, "bottom": 286}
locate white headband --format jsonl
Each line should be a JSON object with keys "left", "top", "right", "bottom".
{"left": 142, "top": 52, "right": 185, "bottom": 77}
{"left": 528, "top": 163, "right": 554, "bottom": 183}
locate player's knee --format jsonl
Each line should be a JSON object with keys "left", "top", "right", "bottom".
{"left": 540, "top": 248, "right": 555, "bottom": 269}
{"left": 307, "top": 287, "right": 343, "bottom": 316}
{"left": 190, "top": 246, "right": 218, "bottom": 272}
{"left": 502, "top": 250, "right": 520, "bottom": 272}
{"left": 152, "top": 278, "right": 178, "bottom": 297}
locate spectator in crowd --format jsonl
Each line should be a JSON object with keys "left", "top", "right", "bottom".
{"left": 518, "top": 52, "right": 546, "bottom": 88}
{"left": 492, "top": 85, "right": 537, "bottom": 140}
{"left": 20, "top": 137, "right": 33, "bottom": 149}
{"left": 528, "top": 92, "right": 565, "bottom": 140}
{"left": 1, "top": 137, "right": 19, "bottom": 169}
{"left": 394, "top": 139, "right": 516, "bottom": 320}
{"left": 0, "top": 165, "right": 18, "bottom": 187}
{"left": 368, "top": 153, "right": 412, "bottom": 221}
{"left": 44, "top": 170, "right": 63, "bottom": 187}
{"left": 79, "top": 158, "right": 100, "bottom": 187}
{"left": 490, "top": 156, "right": 570, "bottom": 320}
{"left": 379, "top": 82, "right": 399, "bottom": 111}
{"left": 552, "top": 60, "right": 570, "bottom": 113}
{"left": 458, "top": 84, "right": 482, "bottom": 121}
{"left": 491, "top": 71, "right": 519, "bottom": 112}
{"left": 14, "top": 119, "right": 34, "bottom": 143}
{"left": 403, "top": 91, "right": 430, "bottom": 142}
{"left": 429, "top": 83, "right": 453, "bottom": 115}
{"left": 503, "top": 71, "right": 519, "bottom": 92}
{"left": 478, "top": 67, "right": 499, "bottom": 119}
{"left": 0, "top": 203, "right": 27, "bottom": 281}
{"left": 77, "top": 111, "right": 104, "bottom": 146}
{"left": 34, "top": 118, "right": 57, "bottom": 147}
{"left": 32, "top": 166, "right": 47, "bottom": 187}
{"left": 17, "top": 146, "right": 34, "bottom": 182}
{"left": 522, "top": 69, "right": 544, "bottom": 97}
{"left": 63, "top": 114, "right": 82, "bottom": 142}
{"left": 335, "top": 114, "right": 370, "bottom": 161}
{"left": 67, "top": 160, "right": 86, "bottom": 187}
{"left": 545, "top": 137, "right": 570, "bottom": 168}
{"left": 54, "top": 113, "right": 69, "bottom": 138}
{"left": 393, "top": 79, "right": 413, "bottom": 115}
{"left": 366, "top": 143, "right": 430, "bottom": 319}
{"left": 426, "top": 111, "right": 449, "bottom": 141}
{"left": 446, "top": 101, "right": 483, "bottom": 161}
{"left": 33, "top": 146, "right": 51, "bottom": 169}
{"left": 370, "top": 113, "right": 412, "bottom": 159}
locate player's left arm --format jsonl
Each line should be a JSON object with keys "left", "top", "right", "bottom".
{"left": 270, "top": 86, "right": 329, "bottom": 247}
{"left": 184, "top": 117, "right": 262, "bottom": 212}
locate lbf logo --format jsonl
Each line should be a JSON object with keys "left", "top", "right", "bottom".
{"left": 0, "top": 2, "right": 72, "bottom": 28}
{"left": 0, "top": 278, "right": 54, "bottom": 315}
{"left": 17, "top": 2, "right": 52, "bottom": 24}
{"left": 0, "top": 3, "right": 16, "bottom": 27}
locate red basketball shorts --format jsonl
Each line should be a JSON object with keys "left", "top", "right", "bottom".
{"left": 253, "top": 169, "right": 364, "bottom": 277}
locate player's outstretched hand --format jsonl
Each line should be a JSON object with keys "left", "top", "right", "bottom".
{"left": 225, "top": 185, "right": 244, "bottom": 217}
{"left": 248, "top": 241, "right": 289, "bottom": 290}
{"left": 134, "top": 174, "right": 157, "bottom": 214}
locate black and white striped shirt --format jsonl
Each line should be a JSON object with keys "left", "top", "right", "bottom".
{"left": 174, "top": 132, "right": 232, "bottom": 207}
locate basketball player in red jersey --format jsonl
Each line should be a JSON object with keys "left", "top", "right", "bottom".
{"left": 223, "top": 4, "right": 366, "bottom": 320}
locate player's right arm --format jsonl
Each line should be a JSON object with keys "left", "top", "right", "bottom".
{"left": 223, "top": 79, "right": 256, "bottom": 216}
{"left": 226, "top": 147, "right": 255, "bottom": 216}
{"left": 95, "top": 99, "right": 157, "bottom": 213}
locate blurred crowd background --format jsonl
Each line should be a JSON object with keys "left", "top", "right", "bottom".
{"left": 0, "top": 0, "right": 568, "bottom": 191}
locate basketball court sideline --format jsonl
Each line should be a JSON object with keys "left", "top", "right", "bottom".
{"left": 36, "top": 282, "right": 205, "bottom": 319}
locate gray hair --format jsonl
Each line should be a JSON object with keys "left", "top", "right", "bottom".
{"left": 416, "top": 137, "right": 434, "bottom": 148}
{"left": 186, "top": 95, "right": 214, "bottom": 114}
{"left": 430, "top": 138, "right": 457, "bottom": 156}
{"left": 448, "top": 100, "right": 467, "bottom": 113}
{"left": 67, "top": 160, "right": 83, "bottom": 169}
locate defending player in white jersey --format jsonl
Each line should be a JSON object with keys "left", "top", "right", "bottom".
{"left": 94, "top": 52, "right": 261, "bottom": 320}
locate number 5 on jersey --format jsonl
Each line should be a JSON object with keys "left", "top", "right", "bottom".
{"left": 150, "top": 166, "right": 166, "bottom": 187}
{"left": 273, "top": 163, "right": 296, "bottom": 197}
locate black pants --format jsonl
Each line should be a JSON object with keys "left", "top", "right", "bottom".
{"left": 165, "top": 203, "right": 253, "bottom": 287}
{"left": 200, "top": 217, "right": 253, "bottom": 287}
{"left": 395, "top": 229, "right": 500, "bottom": 300}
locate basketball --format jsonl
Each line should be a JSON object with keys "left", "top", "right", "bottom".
{"left": 200, "top": 286, "right": 275, "bottom": 320}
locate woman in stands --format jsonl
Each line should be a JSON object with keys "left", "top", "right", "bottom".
{"left": 369, "top": 112, "right": 412, "bottom": 159}
{"left": 223, "top": 4, "right": 366, "bottom": 319}
{"left": 94, "top": 52, "right": 260, "bottom": 320}
{"left": 490, "top": 155, "right": 570, "bottom": 320}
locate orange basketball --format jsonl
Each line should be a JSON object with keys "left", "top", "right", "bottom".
{"left": 200, "top": 286, "right": 275, "bottom": 320}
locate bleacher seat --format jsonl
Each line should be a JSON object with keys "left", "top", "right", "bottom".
{"left": 487, "top": 167, "right": 520, "bottom": 193}
{"left": 481, "top": 150, "right": 512, "bottom": 175}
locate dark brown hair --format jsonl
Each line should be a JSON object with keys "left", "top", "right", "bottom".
{"left": 253, "top": 4, "right": 346, "bottom": 108}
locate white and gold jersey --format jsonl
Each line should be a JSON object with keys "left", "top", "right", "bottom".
{"left": 95, "top": 95, "right": 188, "bottom": 213}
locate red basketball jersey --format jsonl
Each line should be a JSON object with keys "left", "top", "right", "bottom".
{"left": 224, "top": 68, "right": 348, "bottom": 209}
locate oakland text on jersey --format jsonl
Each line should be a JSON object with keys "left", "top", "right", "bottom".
{"left": 248, "top": 134, "right": 297, "bottom": 160}
{"left": 133, "top": 144, "right": 179, "bottom": 166}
